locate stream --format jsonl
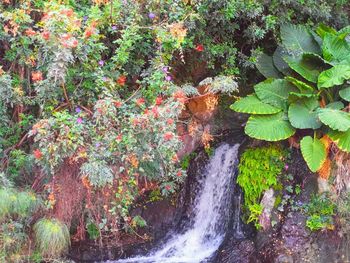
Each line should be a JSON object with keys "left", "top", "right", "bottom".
{"left": 111, "top": 143, "right": 241, "bottom": 263}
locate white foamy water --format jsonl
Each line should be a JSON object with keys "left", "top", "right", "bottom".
{"left": 111, "top": 143, "right": 240, "bottom": 263}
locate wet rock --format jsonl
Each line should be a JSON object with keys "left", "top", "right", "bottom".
{"left": 259, "top": 188, "right": 275, "bottom": 231}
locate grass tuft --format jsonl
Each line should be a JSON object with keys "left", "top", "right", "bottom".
{"left": 34, "top": 218, "right": 70, "bottom": 258}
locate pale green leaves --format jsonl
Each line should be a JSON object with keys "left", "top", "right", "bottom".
{"left": 318, "top": 108, "right": 350, "bottom": 131}
{"left": 254, "top": 79, "right": 297, "bottom": 110}
{"left": 230, "top": 95, "right": 281, "bottom": 115}
{"left": 288, "top": 97, "right": 321, "bottom": 129}
{"left": 245, "top": 112, "right": 295, "bottom": 141}
{"left": 318, "top": 65, "right": 350, "bottom": 88}
{"left": 300, "top": 136, "right": 326, "bottom": 172}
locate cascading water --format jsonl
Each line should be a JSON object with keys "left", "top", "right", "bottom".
{"left": 111, "top": 143, "right": 240, "bottom": 263}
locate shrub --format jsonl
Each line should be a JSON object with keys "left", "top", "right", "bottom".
{"left": 304, "top": 194, "right": 335, "bottom": 231}
{"left": 34, "top": 218, "right": 70, "bottom": 259}
{"left": 231, "top": 23, "right": 350, "bottom": 173}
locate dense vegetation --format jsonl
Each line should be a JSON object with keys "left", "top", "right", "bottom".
{"left": 2, "top": 0, "right": 350, "bottom": 261}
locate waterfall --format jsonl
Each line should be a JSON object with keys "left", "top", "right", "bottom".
{"left": 111, "top": 143, "right": 240, "bottom": 263}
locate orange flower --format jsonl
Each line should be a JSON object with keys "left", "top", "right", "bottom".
{"left": 163, "top": 132, "right": 173, "bottom": 141}
{"left": 117, "top": 75, "right": 126, "bottom": 86}
{"left": 172, "top": 154, "right": 179, "bottom": 163}
{"left": 31, "top": 71, "right": 43, "bottom": 82}
{"left": 25, "top": 28, "right": 36, "bottom": 36}
{"left": 33, "top": 149, "right": 43, "bottom": 160}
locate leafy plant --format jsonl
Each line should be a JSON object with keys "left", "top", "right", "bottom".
{"left": 237, "top": 145, "right": 286, "bottom": 225}
{"left": 304, "top": 194, "right": 335, "bottom": 231}
{"left": 231, "top": 23, "right": 350, "bottom": 172}
{"left": 34, "top": 218, "right": 70, "bottom": 258}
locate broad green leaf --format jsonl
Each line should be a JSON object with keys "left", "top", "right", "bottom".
{"left": 322, "top": 33, "right": 350, "bottom": 63}
{"left": 328, "top": 129, "right": 350, "bottom": 152}
{"left": 254, "top": 79, "right": 297, "bottom": 110}
{"left": 318, "top": 108, "right": 350, "bottom": 131}
{"left": 256, "top": 53, "right": 282, "bottom": 78}
{"left": 280, "top": 24, "right": 321, "bottom": 55}
{"left": 326, "top": 101, "right": 345, "bottom": 110}
{"left": 285, "top": 76, "right": 314, "bottom": 92}
{"left": 289, "top": 92, "right": 317, "bottom": 99}
{"left": 273, "top": 46, "right": 293, "bottom": 75}
{"left": 316, "top": 24, "right": 337, "bottom": 39}
{"left": 245, "top": 112, "right": 295, "bottom": 141}
{"left": 339, "top": 87, "right": 350, "bottom": 102}
{"left": 300, "top": 136, "right": 326, "bottom": 172}
{"left": 288, "top": 97, "right": 321, "bottom": 129}
{"left": 284, "top": 53, "right": 324, "bottom": 83}
{"left": 318, "top": 65, "right": 350, "bottom": 89}
{"left": 230, "top": 94, "right": 281, "bottom": 115}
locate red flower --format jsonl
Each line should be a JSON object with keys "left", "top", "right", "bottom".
{"left": 176, "top": 170, "right": 182, "bottom": 177}
{"left": 172, "top": 154, "right": 179, "bottom": 163}
{"left": 33, "top": 149, "right": 43, "bottom": 160}
{"left": 116, "top": 134, "right": 123, "bottom": 142}
{"left": 165, "top": 185, "right": 172, "bottom": 191}
{"left": 195, "top": 44, "right": 204, "bottom": 52}
{"left": 61, "top": 33, "right": 71, "bottom": 40}
{"left": 143, "top": 109, "right": 149, "bottom": 115}
{"left": 163, "top": 132, "right": 174, "bottom": 141}
{"left": 32, "top": 71, "right": 43, "bottom": 82}
{"left": 136, "top": 98, "right": 145, "bottom": 106}
{"left": 117, "top": 75, "right": 126, "bottom": 86}
{"left": 70, "top": 38, "right": 79, "bottom": 48}
{"left": 167, "top": 118, "right": 174, "bottom": 125}
{"left": 42, "top": 31, "right": 50, "bottom": 40}
{"left": 25, "top": 28, "right": 36, "bottom": 37}
{"left": 84, "top": 28, "right": 93, "bottom": 38}
{"left": 114, "top": 101, "right": 122, "bottom": 108}
{"left": 155, "top": 96, "right": 163, "bottom": 105}
{"left": 61, "top": 9, "right": 74, "bottom": 17}
{"left": 152, "top": 106, "right": 159, "bottom": 118}
{"left": 173, "top": 90, "right": 187, "bottom": 103}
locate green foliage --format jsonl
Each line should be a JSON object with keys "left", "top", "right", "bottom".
{"left": 34, "top": 218, "right": 70, "bottom": 258}
{"left": 237, "top": 145, "right": 286, "bottom": 224}
{"left": 247, "top": 203, "right": 263, "bottom": 230}
{"left": 304, "top": 194, "right": 335, "bottom": 231}
{"left": 231, "top": 23, "right": 350, "bottom": 172}
{"left": 86, "top": 222, "right": 100, "bottom": 240}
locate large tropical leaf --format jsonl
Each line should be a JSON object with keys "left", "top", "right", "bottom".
{"left": 245, "top": 112, "right": 295, "bottom": 141}
{"left": 284, "top": 53, "right": 324, "bottom": 83}
{"left": 288, "top": 97, "right": 321, "bottom": 129}
{"left": 285, "top": 76, "right": 314, "bottom": 92}
{"left": 326, "top": 101, "right": 345, "bottom": 110}
{"left": 254, "top": 79, "right": 297, "bottom": 110}
{"left": 256, "top": 53, "right": 282, "bottom": 78}
{"left": 328, "top": 129, "right": 350, "bottom": 152}
{"left": 339, "top": 87, "right": 350, "bottom": 102}
{"left": 316, "top": 24, "right": 337, "bottom": 39}
{"left": 300, "top": 136, "right": 326, "bottom": 172}
{"left": 280, "top": 24, "right": 321, "bottom": 55}
{"left": 318, "top": 65, "right": 350, "bottom": 89}
{"left": 318, "top": 108, "right": 350, "bottom": 132}
{"left": 230, "top": 94, "right": 281, "bottom": 115}
{"left": 322, "top": 33, "right": 350, "bottom": 64}
{"left": 273, "top": 46, "right": 293, "bottom": 75}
